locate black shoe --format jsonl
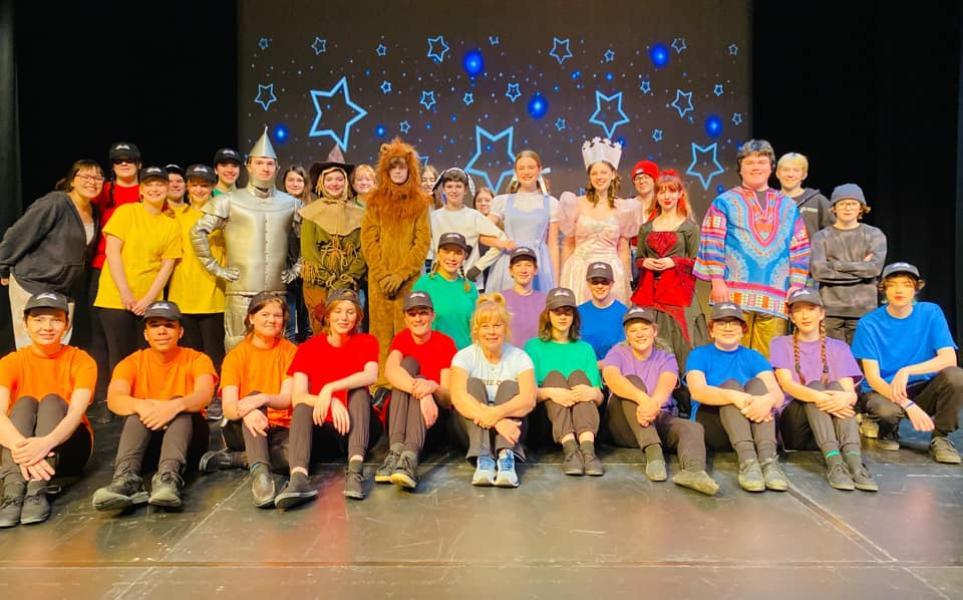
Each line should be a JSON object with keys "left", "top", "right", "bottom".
{"left": 344, "top": 460, "right": 366, "bottom": 500}
{"left": 92, "top": 472, "right": 149, "bottom": 511}
{"left": 580, "top": 441, "right": 604, "bottom": 477}
{"left": 206, "top": 398, "right": 224, "bottom": 421}
{"left": 275, "top": 472, "right": 318, "bottom": 510}
{"left": 376, "top": 444, "right": 404, "bottom": 484}
{"left": 0, "top": 481, "right": 25, "bottom": 528}
{"left": 250, "top": 463, "right": 277, "bottom": 508}
{"left": 562, "top": 440, "right": 584, "bottom": 476}
{"left": 199, "top": 449, "right": 246, "bottom": 473}
{"left": 390, "top": 451, "right": 419, "bottom": 490}
{"left": 149, "top": 471, "right": 185, "bottom": 509}
{"left": 19, "top": 480, "right": 51, "bottom": 525}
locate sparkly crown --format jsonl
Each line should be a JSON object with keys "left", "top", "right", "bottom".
{"left": 581, "top": 137, "right": 622, "bottom": 170}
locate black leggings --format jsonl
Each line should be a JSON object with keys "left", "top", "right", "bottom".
{"left": 97, "top": 308, "right": 146, "bottom": 379}
{"left": 451, "top": 379, "right": 527, "bottom": 461}
{"left": 287, "top": 388, "right": 380, "bottom": 472}
{"left": 113, "top": 411, "right": 210, "bottom": 476}
{"left": 180, "top": 313, "right": 226, "bottom": 372}
{"left": 780, "top": 381, "right": 859, "bottom": 455}
{"left": 1, "top": 394, "right": 91, "bottom": 483}
{"left": 695, "top": 378, "right": 777, "bottom": 463}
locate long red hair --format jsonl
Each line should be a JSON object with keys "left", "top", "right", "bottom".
{"left": 651, "top": 169, "right": 692, "bottom": 220}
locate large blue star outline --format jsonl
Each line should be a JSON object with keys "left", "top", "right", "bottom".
{"left": 464, "top": 125, "right": 515, "bottom": 192}
{"left": 686, "top": 143, "right": 725, "bottom": 190}
{"left": 588, "top": 90, "right": 630, "bottom": 139}
{"left": 549, "top": 37, "right": 573, "bottom": 66}
{"left": 427, "top": 35, "right": 450, "bottom": 63}
{"left": 308, "top": 76, "right": 368, "bottom": 151}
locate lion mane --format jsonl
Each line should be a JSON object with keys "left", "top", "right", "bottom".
{"left": 365, "top": 137, "right": 431, "bottom": 221}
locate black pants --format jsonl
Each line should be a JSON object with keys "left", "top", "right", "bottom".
{"left": 824, "top": 316, "right": 858, "bottom": 346}
{"left": 386, "top": 356, "right": 451, "bottom": 455}
{"left": 87, "top": 269, "right": 109, "bottom": 402}
{"left": 97, "top": 308, "right": 146, "bottom": 378}
{"left": 858, "top": 366, "right": 963, "bottom": 438}
{"left": 222, "top": 417, "right": 290, "bottom": 472}
{"left": 607, "top": 375, "right": 707, "bottom": 471}
{"left": 695, "top": 378, "right": 777, "bottom": 462}
{"left": 530, "top": 370, "right": 600, "bottom": 447}
{"left": 451, "top": 379, "right": 527, "bottom": 460}
{"left": 1, "top": 394, "right": 92, "bottom": 483}
{"left": 180, "top": 313, "right": 225, "bottom": 372}
{"left": 288, "top": 388, "right": 379, "bottom": 471}
{"left": 113, "top": 412, "right": 209, "bottom": 476}
{"left": 780, "top": 381, "right": 860, "bottom": 455}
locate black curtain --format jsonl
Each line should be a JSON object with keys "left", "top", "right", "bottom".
{"left": 0, "top": 0, "right": 20, "bottom": 352}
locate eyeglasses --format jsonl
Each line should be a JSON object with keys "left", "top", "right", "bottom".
{"left": 113, "top": 158, "right": 137, "bottom": 165}
{"left": 75, "top": 174, "right": 105, "bottom": 183}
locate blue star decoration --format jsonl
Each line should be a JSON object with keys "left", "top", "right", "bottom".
{"left": 714, "top": 83, "right": 724, "bottom": 97}
{"left": 376, "top": 43, "right": 387, "bottom": 56}
{"left": 549, "top": 37, "right": 573, "bottom": 66}
{"left": 310, "top": 37, "right": 327, "bottom": 56}
{"left": 639, "top": 79, "right": 652, "bottom": 95}
{"left": 399, "top": 120, "right": 411, "bottom": 134}
{"left": 489, "top": 35, "right": 500, "bottom": 46}
{"left": 427, "top": 35, "right": 450, "bottom": 63}
{"left": 671, "top": 89, "right": 694, "bottom": 119}
{"left": 463, "top": 92, "right": 474, "bottom": 106}
{"left": 308, "top": 76, "right": 368, "bottom": 151}
{"left": 380, "top": 80, "right": 392, "bottom": 94}
{"left": 254, "top": 83, "right": 277, "bottom": 111}
{"left": 555, "top": 117, "right": 566, "bottom": 131}
{"left": 686, "top": 142, "right": 726, "bottom": 190}
{"left": 603, "top": 48, "right": 615, "bottom": 62}
{"left": 258, "top": 37, "right": 269, "bottom": 50}
{"left": 465, "top": 125, "right": 516, "bottom": 192}
{"left": 732, "top": 112, "right": 743, "bottom": 125}
{"left": 588, "top": 90, "right": 630, "bottom": 138}
{"left": 652, "top": 129, "right": 663, "bottom": 142}
{"left": 728, "top": 43, "right": 739, "bottom": 56}
{"left": 671, "top": 37, "right": 687, "bottom": 54}
{"left": 505, "top": 83, "right": 521, "bottom": 103}
{"left": 420, "top": 91, "right": 437, "bottom": 110}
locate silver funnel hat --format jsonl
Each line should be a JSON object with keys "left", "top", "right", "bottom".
{"left": 249, "top": 127, "right": 278, "bottom": 161}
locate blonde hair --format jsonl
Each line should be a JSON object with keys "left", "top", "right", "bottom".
{"left": 429, "top": 244, "right": 472, "bottom": 292}
{"left": 777, "top": 152, "right": 809, "bottom": 174}
{"left": 471, "top": 293, "right": 512, "bottom": 344}
{"left": 320, "top": 299, "right": 362, "bottom": 335}
{"left": 353, "top": 164, "right": 376, "bottom": 183}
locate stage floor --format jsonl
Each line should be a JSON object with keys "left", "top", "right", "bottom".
{"left": 1, "top": 416, "right": 961, "bottom": 600}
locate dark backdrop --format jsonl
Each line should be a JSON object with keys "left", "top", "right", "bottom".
{"left": 2, "top": 1, "right": 961, "bottom": 350}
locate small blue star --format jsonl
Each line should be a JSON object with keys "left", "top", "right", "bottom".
{"left": 464, "top": 125, "right": 516, "bottom": 192}
{"left": 399, "top": 120, "right": 411, "bottom": 134}
{"left": 376, "top": 43, "right": 387, "bottom": 57}
{"left": 427, "top": 35, "right": 450, "bottom": 63}
{"left": 555, "top": 117, "right": 566, "bottom": 131}
{"left": 380, "top": 80, "right": 392, "bottom": 94}
{"left": 463, "top": 92, "right": 474, "bottom": 106}
{"left": 652, "top": 129, "right": 663, "bottom": 142}
{"left": 728, "top": 43, "right": 739, "bottom": 56}
{"left": 310, "top": 37, "right": 327, "bottom": 56}
{"left": 686, "top": 142, "right": 726, "bottom": 190}
{"left": 714, "top": 83, "right": 724, "bottom": 97}
{"left": 254, "top": 83, "right": 277, "bottom": 111}
{"left": 420, "top": 90, "right": 437, "bottom": 110}
{"left": 603, "top": 48, "right": 615, "bottom": 62}
{"left": 258, "top": 37, "right": 269, "bottom": 50}
{"left": 549, "top": 37, "right": 573, "bottom": 66}
{"left": 671, "top": 37, "right": 687, "bottom": 54}
{"left": 639, "top": 79, "right": 652, "bottom": 94}
{"left": 505, "top": 83, "right": 521, "bottom": 103}
{"left": 671, "top": 89, "right": 694, "bottom": 119}
{"left": 308, "top": 76, "right": 367, "bottom": 151}
{"left": 588, "top": 89, "right": 630, "bottom": 138}
{"left": 732, "top": 112, "right": 743, "bottom": 125}
{"left": 489, "top": 35, "right": 499, "bottom": 46}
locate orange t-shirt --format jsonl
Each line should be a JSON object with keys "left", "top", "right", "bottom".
{"left": 220, "top": 337, "right": 297, "bottom": 428}
{"left": 0, "top": 345, "right": 97, "bottom": 433}
{"left": 112, "top": 347, "right": 217, "bottom": 410}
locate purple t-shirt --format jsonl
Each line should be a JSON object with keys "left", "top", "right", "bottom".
{"left": 503, "top": 289, "right": 547, "bottom": 348}
{"left": 769, "top": 335, "right": 863, "bottom": 408}
{"left": 602, "top": 344, "right": 679, "bottom": 411}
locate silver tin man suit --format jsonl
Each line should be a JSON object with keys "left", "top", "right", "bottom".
{"left": 191, "top": 184, "right": 296, "bottom": 351}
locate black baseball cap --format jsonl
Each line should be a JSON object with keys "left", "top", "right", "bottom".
{"left": 786, "top": 287, "right": 823, "bottom": 307}
{"left": 437, "top": 232, "right": 469, "bottom": 253}
{"left": 109, "top": 142, "right": 141, "bottom": 163}
{"left": 404, "top": 291, "right": 434, "bottom": 312}
{"left": 709, "top": 302, "right": 745, "bottom": 322}
{"left": 213, "top": 148, "right": 242, "bottom": 166}
{"left": 139, "top": 166, "right": 169, "bottom": 182}
{"left": 143, "top": 301, "right": 182, "bottom": 321}
{"left": 509, "top": 246, "right": 537, "bottom": 265}
{"left": 326, "top": 288, "right": 362, "bottom": 309}
{"left": 586, "top": 261, "right": 614, "bottom": 282}
{"left": 545, "top": 287, "right": 578, "bottom": 310}
{"left": 882, "top": 262, "right": 920, "bottom": 280}
{"left": 186, "top": 164, "right": 218, "bottom": 184}
{"left": 247, "top": 291, "right": 285, "bottom": 315}
{"left": 165, "top": 163, "right": 185, "bottom": 177}
{"left": 622, "top": 306, "right": 657, "bottom": 326}
{"left": 23, "top": 291, "right": 69, "bottom": 315}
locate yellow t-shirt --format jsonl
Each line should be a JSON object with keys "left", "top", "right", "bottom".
{"left": 167, "top": 204, "right": 227, "bottom": 313}
{"left": 94, "top": 203, "right": 181, "bottom": 309}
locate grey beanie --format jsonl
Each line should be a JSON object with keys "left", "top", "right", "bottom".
{"left": 830, "top": 183, "right": 866, "bottom": 206}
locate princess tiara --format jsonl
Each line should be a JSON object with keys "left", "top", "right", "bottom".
{"left": 581, "top": 137, "right": 623, "bottom": 170}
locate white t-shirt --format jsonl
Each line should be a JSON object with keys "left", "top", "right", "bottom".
{"left": 430, "top": 206, "right": 505, "bottom": 274}
{"left": 452, "top": 343, "right": 534, "bottom": 402}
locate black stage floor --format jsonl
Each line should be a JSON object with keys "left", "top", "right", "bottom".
{"left": 1, "top": 416, "right": 961, "bottom": 599}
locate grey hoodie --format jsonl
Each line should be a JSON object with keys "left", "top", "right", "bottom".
{"left": 792, "top": 187, "right": 834, "bottom": 241}
{"left": 810, "top": 223, "right": 887, "bottom": 317}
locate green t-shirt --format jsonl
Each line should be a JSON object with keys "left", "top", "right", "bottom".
{"left": 523, "top": 338, "right": 601, "bottom": 387}
{"left": 412, "top": 273, "right": 479, "bottom": 349}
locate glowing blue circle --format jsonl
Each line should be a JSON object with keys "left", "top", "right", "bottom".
{"left": 462, "top": 49, "right": 484, "bottom": 77}
{"left": 272, "top": 124, "right": 288, "bottom": 143}
{"left": 571, "top": 70, "right": 581, "bottom": 80}
{"left": 527, "top": 93, "right": 548, "bottom": 119}
{"left": 704, "top": 115, "right": 723, "bottom": 138}
{"left": 715, "top": 184, "right": 726, "bottom": 194}
{"left": 375, "top": 124, "right": 387, "bottom": 137}
{"left": 649, "top": 43, "right": 670, "bottom": 68}
{"left": 605, "top": 72, "right": 614, "bottom": 81}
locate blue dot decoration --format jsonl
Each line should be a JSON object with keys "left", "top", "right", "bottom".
{"left": 715, "top": 184, "right": 726, "bottom": 195}
{"left": 571, "top": 70, "right": 581, "bottom": 80}
{"left": 527, "top": 93, "right": 548, "bottom": 119}
{"left": 462, "top": 49, "right": 485, "bottom": 77}
{"left": 605, "top": 72, "right": 614, "bottom": 81}
{"left": 272, "top": 124, "right": 288, "bottom": 143}
{"left": 649, "top": 43, "right": 670, "bottom": 68}
{"left": 375, "top": 124, "right": 387, "bottom": 138}
{"left": 704, "top": 114, "right": 723, "bottom": 138}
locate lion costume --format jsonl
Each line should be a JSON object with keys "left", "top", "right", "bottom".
{"left": 360, "top": 139, "right": 432, "bottom": 386}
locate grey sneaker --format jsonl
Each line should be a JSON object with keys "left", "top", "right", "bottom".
{"left": 275, "top": 472, "right": 318, "bottom": 509}
{"left": 671, "top": 470, "right": 719, "bottom": 496}
{"left": 876, "top": 430, "right": 900, "bottom": 451}
{"left": 250, "top": 463, "right": 277, "bottom": 508}
{"left": 580, "top": 441, "right": 604, "bottom": 477}
{"left": 562, "top": 440, "right": 584, "bottom": 476}
{"left": 761, "top": 458, "right": 789, "bottom": 492}
{"left": 0, "top": 482, "right": 25, "bottom": 528}
{"left": 738, "top": 459, "right": 766, "bottom": 492}
{"left": 826, "top": 461, "right": 855, "bottom": 491}
{"left": 390, "top": 451, "right": 419, "bottom": 489}
{"left": 149, "top": 471, "right": 184, "bottom": 509}
{"left": 472, "top": 455, "right": 497, "bottom": 486}
{"left": 19, "top": 480, "right": 51, "bottom": 525}
{"left": 376, "top": 444, "right": 404, "bottom": 483}
{"left": 645, "top": 459, "right": 668, "bottom": 482}
{"left": 844, "top": 454, "right": 879, "bottom": 492}
{"left": 344, "top": 460, "right": 366, "bottom": 500}
{"left": 92, "top": 472, "right": 149, "bottom": 511}
{"left": 857, "top": 413, "right": 879, "bottom": 439}
{"left": 494, "top": 449, "right": 519, "bottom": 487}
{"left": 930, "top": 436, "right": 962, "bottom": 464}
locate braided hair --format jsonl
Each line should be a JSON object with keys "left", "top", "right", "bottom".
{"left": 792, "top": 321, "right": 830, "bottom": 385}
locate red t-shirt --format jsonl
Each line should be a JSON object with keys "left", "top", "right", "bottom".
{"left": 388, "top": 329, "right": 456, "bottom": 385}
{"left": 92, "top": 181, "right": 141, "bottom": 269}
{"left": 287, "top": 333, "right": 379, "bottom": 421}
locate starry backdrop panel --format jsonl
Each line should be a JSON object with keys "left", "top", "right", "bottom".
{"left": 239, "top": 0, "right": 750, "bottom": 215}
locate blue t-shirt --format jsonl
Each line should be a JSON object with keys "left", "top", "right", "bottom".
{"left": 578, "top": 299, "right": 628, "bottom": 359}
{"left": 851, "top": 302, "right": 957, "bottom": 391}
{"left": 684, "top": 343, "right": 772, "bottom": 417}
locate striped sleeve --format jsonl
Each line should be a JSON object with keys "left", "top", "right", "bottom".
{"left": 788, "top": 206, "right": 811, "bottom": 288}
{"left": 693, "top": 199, "right": 727, "bottom": 279}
